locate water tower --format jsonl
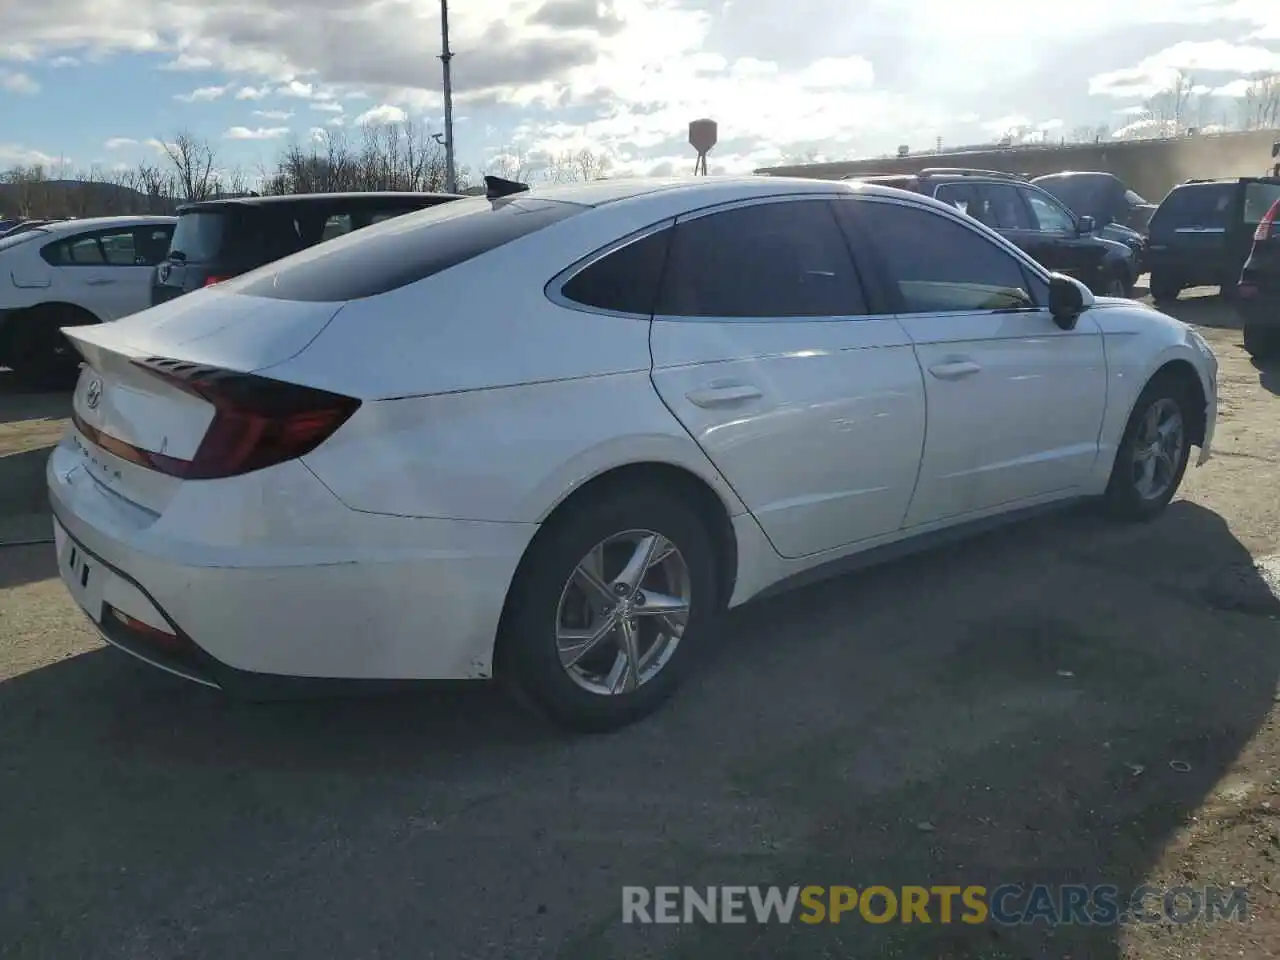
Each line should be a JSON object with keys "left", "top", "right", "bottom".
{"left": 689, "top": 119, "right": 717, "bottom": 175}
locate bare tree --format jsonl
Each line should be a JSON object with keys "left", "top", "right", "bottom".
{"left": 160, "top": 131, "right": 218, "bottom": 201}
{"left": 1144, "top": 71, "right": 1195, "bottom": 136}
{"left": 1238, "top": 73, "right": 1280, "bottom": 130}
{"left": 487, "top": 147, "right": 531, "bottom": 182}
{"left": 1068, "top": 125, "right": 1097, "bottom": 144}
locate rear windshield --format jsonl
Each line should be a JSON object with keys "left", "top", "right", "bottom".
{"left": 1149, "top": 184, "right": 1233, "bottom": 232}
{"left": 1244, "top": 182, "right": 1280, "bottom": 224}
{"left": 1033, "top": 176, "right": 1108, "bottom": 219}
{"left": 0, "top": 228, "right": 48, "bottom": 252}
{"left": 168, "top": 211, "right": 227, "bottom": 262}
{"left": 232, "top": 196, "right": 584, "bottom": 302}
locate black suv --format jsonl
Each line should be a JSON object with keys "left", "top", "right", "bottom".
{"left": 848, "top": 168, "right": 1139, "bottom": 296}
{"left": 1145, "top": 176, "right": 1280, "bottom": 303}
{"left": 1031, "top": 171, "right": 1157, "bottom": 236}
{"left": 151, "top": 191, "right": 461, "bottom": 305}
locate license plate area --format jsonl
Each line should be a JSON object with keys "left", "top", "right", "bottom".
{"left": 54, "top": 520, "right": 104, "bottom": 623}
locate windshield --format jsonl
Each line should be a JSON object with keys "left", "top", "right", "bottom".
{"left": 0, "top": 228, "right": 49, "bottom": 252}
{"left": 1033, "top": 177, "right": 1107, "bottom": 219}
{"left": 169, "top": 211, "right": 228, "bottom": 262}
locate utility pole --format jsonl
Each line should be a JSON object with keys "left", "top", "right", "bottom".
{"left": 439, "top": 0, "right": 457, "bottom": 193}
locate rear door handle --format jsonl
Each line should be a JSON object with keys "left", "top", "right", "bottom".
{"left": 84, "top": 277, "right": 115, "bottom": 286}
{"left": 685, "top": 383, "right": 763, "bottom": 407}
{"left": 928, "top": 359, "right": 982, "bottom": 380}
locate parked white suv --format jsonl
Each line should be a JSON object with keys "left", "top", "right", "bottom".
{"left": 0, "top": 215, "right": 175, "bottom": 382}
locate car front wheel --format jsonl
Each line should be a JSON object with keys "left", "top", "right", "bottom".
{"left": 1104, "top": 376, "right": 1194, "bottom": 521}
{"left": 1243, "top": 323, "right": 1279, "bottom": 361}
{"left": 498, "top": 485, "right": 721, "bottom": 732}
{"left": 1149, "top": 272, "right": 1182, "bottom": 304}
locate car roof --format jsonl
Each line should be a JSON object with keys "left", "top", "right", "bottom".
{"left": 1032, "top": 171, "right": 1118, "bottom": 180}
{"left": 178, "top": 192, "right": 463, "bottom": 212}
{"left": 510, "top": 176, "right": 853, "bottom": 209}
{"left": 40, "top": 215, "right": 177, "bottom": 235}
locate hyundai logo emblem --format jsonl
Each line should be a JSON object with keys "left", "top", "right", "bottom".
{"left": 85, "top": 378, "right": 102, "bottom": 410}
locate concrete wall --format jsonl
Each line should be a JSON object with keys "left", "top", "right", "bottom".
{"left": 757, "top": 129, "right": 1280, "bottom": 203}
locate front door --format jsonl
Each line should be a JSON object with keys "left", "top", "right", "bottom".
{"left": 647, "top": 196, "right": 928, "bottom": 559}
{"left": 840, "top": 195, "right": 1108, "bottom": 526}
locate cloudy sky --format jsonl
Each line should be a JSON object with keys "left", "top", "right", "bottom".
{"left": 1, "top": 0, "right": 1279, "bottom": 180}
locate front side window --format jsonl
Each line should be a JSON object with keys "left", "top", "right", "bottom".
{"left": 933, "top": 183, "right": 986, "bottom": 222}
{"left": 846, "top": 199, "right": 1036, "bottom": 313}
{"left": 980, "top": 183, "right": 1032, "bottom": 230}
{"left": 1023, "top": 190, "right": 1076, "bottom": 234}
{"left": 1244, "top": 183, "right": 1280, "bottom": 224}
{"left": 657, "top": 199, "right": 870, "bottom": 318}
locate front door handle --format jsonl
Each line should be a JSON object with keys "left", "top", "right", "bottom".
{"left": 84, "top": 277, "right": 115, "bottom": 286}
{"left": 928, "top": 359, "right": 982, "bottom": 380}
{"left": 685, "top": 383, "right": 763, "bottom": 407}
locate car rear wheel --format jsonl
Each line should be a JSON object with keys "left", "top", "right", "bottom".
{"left": 1148, "top": 272, "right": 1182, "bottom": 304}
{"left": 498, "top": 486, "right": 720, "bottom": 732}
{"left": 6, "top": 304, "right": 93, "bottom": 387}
{"left": 1243, "top": 323, "right": 1280, "bottom": 361}
{"left": 1103, "top": 376, "right": 1193, "bottom": 522}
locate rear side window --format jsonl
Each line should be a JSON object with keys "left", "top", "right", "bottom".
{"left": 169, "top": 212, "right": 228, "bottom": 261}
{"left": 1244, "top": 183, "right": 1280, "bottom": 224}
{"left": 234, "top": 197, "right": 583, "bottom": 302}
{"left": 559, "top": 228, "right": 672, "bottom": 315}
{"left": 656, "top": 199, "right": 870, "bottom": 318}
{"left": 1150, "top": 185, "right": 1232, "bottom": 232}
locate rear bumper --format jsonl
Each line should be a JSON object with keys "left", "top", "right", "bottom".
{"left": 47, "top": 437, "right": 535, "bottom": 690}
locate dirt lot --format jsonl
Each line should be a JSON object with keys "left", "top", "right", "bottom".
{"left": 1, "top": 289, "right": 1279, "bottom": 959}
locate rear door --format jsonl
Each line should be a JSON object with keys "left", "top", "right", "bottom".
{"left": 646, "top": 195, "right": 926, "bottom": 559}
{"left": 1147, "top": 183, "right": 1234, "bottom": 283}
{"left": 154, "top": 208, "right": 233, "bottom": 301}
{"left": 44, "top": 226, "right": 169, "bottom": 320}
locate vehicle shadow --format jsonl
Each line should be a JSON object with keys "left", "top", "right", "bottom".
{"left": 1252, "top": 357, "right": 1280, "bottom": 396}
{"left": 1155, "top": 291, "right": 1243, "bottom": 330}
{"left": 0, "top": 501, "right": 1276, "bottom": 959}
{"left": 0, "top": 368, "right": 73, "bottom": 425}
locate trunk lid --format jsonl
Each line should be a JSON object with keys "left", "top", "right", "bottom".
{"left": 61, "top": 291, "right": 345, "bottom": 514}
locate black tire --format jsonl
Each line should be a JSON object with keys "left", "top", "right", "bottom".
{"left": 6, "top": 305, "right": 92, "bottom": 388}
{"left": 497, "top": 485, "right": 722, "bottom": 732}
{"left": 1103, "top": 374, "right": 1194, "bottom": 522}
{"left": 1243, "top": 323, "right": 1279, "bottom": 361}
{"left": 1149, "top": 272, "right": 1181, "bottom": 304}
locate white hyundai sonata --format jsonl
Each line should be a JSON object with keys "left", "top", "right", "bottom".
{"left": 47, "top": 175, "right": 1218, "bottom": 731}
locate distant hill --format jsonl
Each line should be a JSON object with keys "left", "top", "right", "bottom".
{"left": 0, "top": 179, "right": 178, "bottom": 219}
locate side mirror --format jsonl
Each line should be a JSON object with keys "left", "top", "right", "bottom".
{"left": 1271, "top": 140, "right": 1279, "bottom": 158}
{"left": 1048, "top": 273, "right": 1093, "bottom": 330}
{"left": 1077, "top": 215, "right": 1096, "bottom": 235}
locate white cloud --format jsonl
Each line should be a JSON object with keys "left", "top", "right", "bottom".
{"left": 1212, "top": 78, "right": 1254, "bottom": 97}
{"left": 223, "top": 125, "right": 290, "bottom": 140}
{"left": 161, "top": 53, "right": 214, "bottom": 70}
{"left": 48, "top": 55, "right": 79, "bottom": 67}
{"left": 252, "top": 108, "right": 293, "bottom": 120}
{"left": 354, "top": 103, "right": 407, "bottom": 126}
{"left": 145, "top": 137, "right": 175, "bottom": 155}
{"left": 174, "top": 84, "right": 229, "bottom": 103}
{"left": 104, "top": 137, "right": 139, "bottom": 149}
{"left": 1090, "top": 41, "right": 1280, "bottom": 99}
{"left": 235, "top": 85, "right": 270, "bottom": 100}
{"left": 310, "top": 100, "right": 343, "bottom": 113}
{"left": 0, "top": 144, "right": 59, "bottom": 166}
{"left": 326, "top": 115, "right": 345, "bottom": 127}
{"left": 279, "top": 80, "right": 315, "bottom": 99}
{"left": 0, "top": 69, "right": 39, "bottom": 94}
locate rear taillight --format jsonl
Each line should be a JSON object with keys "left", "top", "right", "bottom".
{"left": 129, "top": 358, "right": 361, "bottom": 480}
{"left": 203, "top": 275, "right": 229, "bottom": 287}
{"left": 1255, "top": 200, "right": 1280, "bottom": 242}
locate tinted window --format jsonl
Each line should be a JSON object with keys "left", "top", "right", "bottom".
{"left": 133, "top": 225, "right": 174, "bottom": 266}
{"left": 234, "top": 196, "right": 583, "bottom": 302}
{"left": 1024, "top": 190, "right": 1076, "bottom": 233}
{"left": 368, "top": 209, "right": 418, "bottom": 225}
{"left": 847, "top": 199, "right": 1035, "bottom": 313}
{"left": 933, "top": 182, "right": 984, "bottom": 220}
{"left": 560, "top": 228, "right": 672, "bottom": 315}
{"left": 170, "top": 212, "right": 227, "bottom": 261}
{"left": 1150, "top": 184, "right": 1233, "bottom": 232}
{"left": 1124, "top": 189, "right": 1148, "bottom": 206}
{"left": 1244, "top": 183, "right": 1280, "bottom": 224}
{"left": 1034, "top": 176, "right": 1114, "bottom": 220}
{"left": 657, "top": 200, "right": 869, "bottom": 318}
{"left": 981, "top": 183, "right": 1032, "bottom": 230}
{"left": 320, "top": 213, "right": 353, "bottom": 241}
{"left": 42, "top": 234, "right": 105, "bottom": 265}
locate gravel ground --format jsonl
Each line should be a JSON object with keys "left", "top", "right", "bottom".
{"left": 1, "top": 288, "right": 1278, "bottom": 959}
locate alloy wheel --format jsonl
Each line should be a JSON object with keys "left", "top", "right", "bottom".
{"left": 1130, "top": 397, "right": 1185, "bottom": 501}
{"left": 554, "top": 530, "right": 691, "bottom": 696}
